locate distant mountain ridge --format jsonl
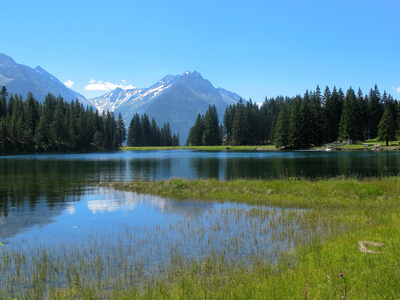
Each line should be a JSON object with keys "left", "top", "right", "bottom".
{"left": 91, "top": 71, "right": 243, "bottom": 144}
{"left": 0, "top": 53, "right": 91, "bottom": 107}
{"left": 0, "top": 53, "right": 244, "bottom": 145}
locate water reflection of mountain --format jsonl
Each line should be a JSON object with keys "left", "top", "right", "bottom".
{"left": 0, "top": 186, "right": 214, "bottom": 241}
{"left": 0, "top": 200, "right": 76, "bottom": 240}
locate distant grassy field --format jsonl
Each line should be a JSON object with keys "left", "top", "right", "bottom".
{"left": 121, "top": 145, "right": 277, "bottom": 151}
{"left": 121, "top": 140, "right": 399, "bottom": 152}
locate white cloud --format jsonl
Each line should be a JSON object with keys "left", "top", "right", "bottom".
{"left": 85, "top": 79, "right": 135, "bottom": 91}
{"left": 64, "top": 80, "right": 74, "bottom": 88}
{"left": 391, "top": 85, "right": 400, "bottom": 94}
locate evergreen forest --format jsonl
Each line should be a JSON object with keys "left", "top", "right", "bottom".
{"left": 0, "top": 87, "right": 126, "bottom": 152}
{"left": 1, "top": 84, "right": 399, "bottom": 152}
{"left": 187, "top": 85, "right": 400, "bottom": 148}
{"left": 127, "top": 113, "right": 179, "bottom": 147}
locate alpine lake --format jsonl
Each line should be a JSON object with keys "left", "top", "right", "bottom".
{"left": 1, "top": 149, "right": 399, "bottom": 297}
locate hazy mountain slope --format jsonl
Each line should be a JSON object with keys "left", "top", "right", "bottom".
{"left": 0, "top": 53, "right": 91, "bottom": 107}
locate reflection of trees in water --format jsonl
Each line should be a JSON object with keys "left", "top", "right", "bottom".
{"left": 191, "top": 158, "right": 220, "bottom": 179}
{"left": 128, "top": 159, "right": 172, "bottom": 181}
{"left": 0, "top": 157, "right": 176, "bottom": 217}
{"left": 0, "top": 159, "right": 124, "bottom": 216}
{"left": 1, "top": 152, "right": 399, "bottom": 217}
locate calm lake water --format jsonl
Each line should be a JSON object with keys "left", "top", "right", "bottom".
{"left": 0, "top": 150, "right": 399, "bottom": 293}
{"left": 1, "top": 150, "right": 399, "bottom": 242}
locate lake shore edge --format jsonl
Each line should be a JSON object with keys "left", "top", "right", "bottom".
{"left": 91, "top": 177, "right": 400, "bottom": 299}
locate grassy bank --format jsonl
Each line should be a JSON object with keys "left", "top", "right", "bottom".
{"left": 99, "top": 177, "right": 399, "bottom": 299}
{"left": 2, "top": 177, "right": 399, "bottom": 299}
{"left": 120, "top": 145, "right": 277, "bottom": 151}
{"left": 120, "top": 140, "right": 399, "bottom": 151}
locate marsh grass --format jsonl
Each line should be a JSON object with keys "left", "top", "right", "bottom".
{"left": 1, "top": 177, "right": 399, "bottom": 299}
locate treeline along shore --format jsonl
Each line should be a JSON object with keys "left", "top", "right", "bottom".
{"left": 187, "top": 85, "right": 399, "bottom": 148}
{"left": 1, "top": 84, "right": 399, "bottom": 153}
{"left": 0, "top": 86, "right": 179, "bottom": 153}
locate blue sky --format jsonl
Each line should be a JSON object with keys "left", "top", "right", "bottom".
{"left": 1, "top": 0, "right": 399, "bottom": 102}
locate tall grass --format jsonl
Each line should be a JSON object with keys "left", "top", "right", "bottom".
{"left": 1, "top": 177, "right": 399, "bottom": 298}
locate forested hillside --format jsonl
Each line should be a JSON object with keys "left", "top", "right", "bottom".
{"left": 0, "top": 86, "right": 125, "bottom": 152}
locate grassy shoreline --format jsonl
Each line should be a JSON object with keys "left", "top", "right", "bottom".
{"left": 95, "top": 177, "right": 400, "bottom": 299}
{"left": 2, "top": 177, "right": 399, "bottom": 299}
{"left": 120, "top": 141, "right": 399, "bottom": 152}
{"left": 120, "top": 145, "right": 278, "bottom": 151}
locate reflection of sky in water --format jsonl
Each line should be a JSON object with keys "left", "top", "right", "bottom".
{"left": 3, "top": 188, "right": 209, "bottom": 246}
{"left": 2, "top": 187, "right": 298, "bottom": 267}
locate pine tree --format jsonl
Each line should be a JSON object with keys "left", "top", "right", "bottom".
{"left": 93, "top": 131, "right": 104, "bottom": 148}
{"left": 246, "top": 100, "right": 261, "bottom": 145}
{"left": 260, "top": 97, "right": 279, "bottom": 144}
{"left": 150, "top": 118, "right": 160, "bottom": 146}
{"left": 50, "top": 103, "right": 66, "bottom": 149}
{"left": 378, "top": 97, "right": 397, "bottom": 146}
{"left": 231, "top": 105, "right": 246, "bottom": 146}
{"left": 0, "top": 115, "right": 9, "bottom": 149}
{"left": 289, "top": 96, "right": 302, "bottom": 148}
{"left": 127, "top": 113, "right": 142, "bottom": 146}
{"left": 0, "top": 86, "right": 7, "bottom": 117}
{"left": 367, "top": 85, "right": 383, "bottom": 139}
{"left": 274, "top": 102, "right": 290, "bottom": 149}
{"left": 22, "top": 92, "right": 39, "bottom": 148}
{"left": 357, "top": 89, "right": 369, "bottom": 140}
{"left": 140, "top": 113, "right": 151, "bottom": 146}
{"left": 299, "top": 91, "right": 312, "bottom": 147}
{"left": 160, "top": 123, "right": 172, "bottom": 146}
{"left": 172, "top": 133, "right": 180, "bottom": 146}
{"left": 186, "top": 114, "right": 204, "bottom": 146}
{"left": 34, "top": 114, "right": 49, "bottom": 150}
{"left": 338, "top": 88, "right": 364, "bottom": 142}
{"left": 202, "top": 105, "right": 220, "bottom": 146}
{"left": 309, "top": 86, "right": 324, "bottom": 146}
{"left": 116, "top": 113, "right": 126, "bottom": 146}
{"left": 223, "top": 105, "right": 233, "bottom": 145}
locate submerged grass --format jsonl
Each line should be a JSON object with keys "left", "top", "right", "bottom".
{"left": 1, "top": 177, "right": 399, "bottom": 299}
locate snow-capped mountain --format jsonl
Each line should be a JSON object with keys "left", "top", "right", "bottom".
{"left": 0, "top": 53, "right": 244, "bottom": 145}
{"left": 90, "top": 71, "right": 243, "bottom": 144}
{"left": 90, "top": 74, "right": 181, "bottom": 115}
{"left": 0, "top": 53, "right": 92, "bottom": 107}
